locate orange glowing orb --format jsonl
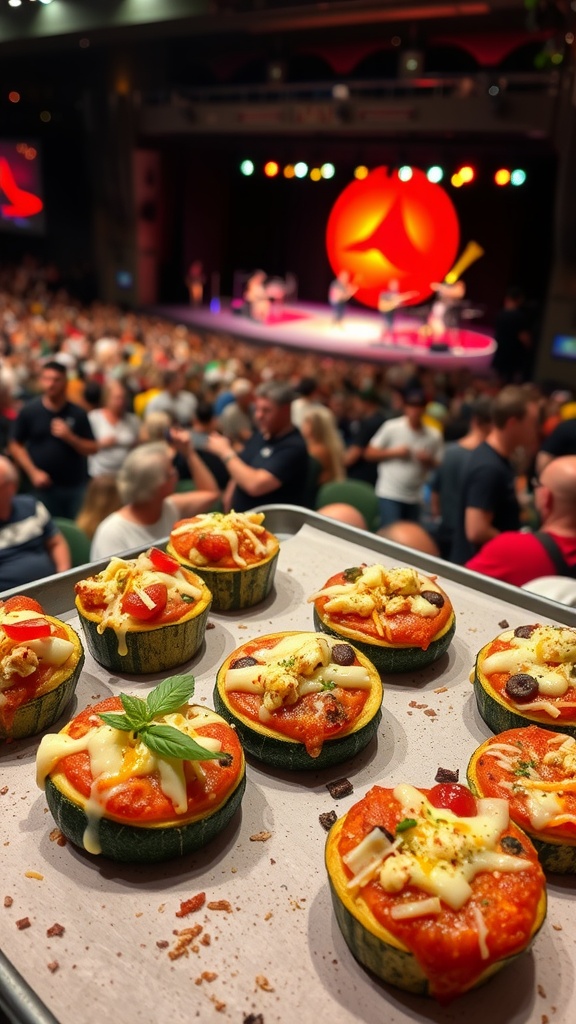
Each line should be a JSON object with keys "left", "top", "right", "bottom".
{"left": 325, "top": 166, "right": 460, "bottom": 309}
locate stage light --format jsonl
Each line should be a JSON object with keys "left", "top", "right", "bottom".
{"left": 457, "top": 165, "right": 475, "bottom": 184}
{"left": 283, "top": 164, "right": 295, "bottom": 179}
{"left": 451, "top": 172, "right": 463, "bottom": 188}
{"left": 8, "top": 1, "right": 22, "bottom": 7}
{"left": 310, "top": 168, "right": 322, "bottom": 181}
{"left": 239, "top": 159, "right": 254, "bottom": 176}
{"left": 294, "top": 161, "right": 308, "bottom": 178}
{"left": 264, "top": 161, "right": 280, "bottom": 178}
{"left": 510, "top": 168, "right": 527, "bottom": 186}
{"left": 321, "top": 162, "right": 335, "bottom": 179}
{"left": 398, "top": 165, "right": 413, "bottom": 182}
{"left": 8, "top": 91, "right": 20, "bottom": 103}
{"left": 494, "top": 168, "right": 511, "bottom": 186}
{"left": 354, "top": 165, "right": 369, "bottom": 180}
{"left": 426, "top": 165, "right": 443, "bottom": 183}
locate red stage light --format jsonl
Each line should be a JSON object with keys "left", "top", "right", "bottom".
{"left": 264, "top": 161, "right": 279, "bottom": 178}
{"left": 325, "top": 165, "right": 460, "bottom": 310}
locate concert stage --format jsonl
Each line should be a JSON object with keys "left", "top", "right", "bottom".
{"left": 154, "top": 300, "right": 497, "bottom": 372}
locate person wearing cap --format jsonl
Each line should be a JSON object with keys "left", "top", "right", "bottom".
{"left": 217, "top": 378, "right": 254, "bottom": 449}
{"left": 364, "top": 387, "right": 443, "bottom": 528}
{"left": 206, "top": 381, "right": 309, "bottom": 513}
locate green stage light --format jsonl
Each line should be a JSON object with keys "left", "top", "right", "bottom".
{"left": 294, "top": 161, "right": 308, "bottom": 178}
{"left": 510, "top": 168, "right": 527, "bottom": 186}
{"left": 321, "top": 163, "right": 335, "bottom": 179}
{"left": 240, "top": 159, "right": 254, "bottom": 176}
{"left": 398, "top": 165, "right": 413, "bottom": 181}
{"left": 426, "top": 165, "right": 443, "bottom": 183}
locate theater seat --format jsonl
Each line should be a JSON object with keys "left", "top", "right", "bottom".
{"left": 315, "top": 479, "right": 380, "bottom": 531}
{"left": 53, "top": 518, "right": 92, "bottom": 567}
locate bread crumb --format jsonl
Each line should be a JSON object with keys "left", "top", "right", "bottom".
{"left": 0, "top": 787, "right": 8, "bottom": 796}
{"left": 537, "top": 984, "right": 546, "bottom": 998}
{"left": 243, "top": 1015, "right": 264, "bottom": 1024}
{"left": 4, "top": 896, "right": 13, "bottom": 908}
{"left": 49, "top": 828, "right": 66, "bottom": 847}
{"left": 409, "top": 701, "right": 427, "bottom": 709}
{"left": 24, "top": 871, "right": 44, "bottom": 881}
{"left": 552, "top": 923, "right": 563, "bottom": 931}
{"left": 209, "top": 995, "right": 226, "bottom": 1012}
{"left": 255, "top": 975, "right": 274, "bottom": 992}
{"left": 264, "top": 911, "right": 273, "bottom": 921}
{"left": 16, "top": 917, "right": 31, "bottom": 930}
{"left": 46, "top": 923, "right": 65, "bottom": 938}
{"left": 168, "top": 924, "right": 203, "bottom": 960}
{"left": 156, "top": 940, "right": 169, "bottom": 949}
{"left": 499, "top": 619, "right": 509, "bottom": 629}
{"left": 47, "top": 961, "right": 59, "bottom": 973}
{"left": 433, "top": 686, "right": 448, "bottom": 694}
{"left": 200, "top": 933, "right": 211, "bottom": 946}
{"left": 175, "top": 892, "right": 206, "bottom": 917}
{"left": 424, "top": 709, "right": 437, "bottom": 718}
{"left": 201, "top": 971, "right": 218, "bottom": 982}
{"left": 207, "top": 900, "right": 233, "bottom": 913}
{"left": 250, "top": 831, "right": 272, "bottom": 842}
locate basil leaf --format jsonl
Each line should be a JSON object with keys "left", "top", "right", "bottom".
{"left": 140, "top": 724, "right": 232, "bottom": 765}
{"left": 396, "top": 817, "right": 418, "bottom": 834}
{"left": 98, "top": 712, "right": 135, "bottom": 733}
{"left": 119, "top": 693, "right": 150, "bottom": 729}
{"left": 146, "top": 673, "right": 196, "bottom": 719}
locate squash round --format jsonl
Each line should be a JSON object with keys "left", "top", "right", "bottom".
{"left": 474, "top": 637, "right": 576, "bottom": 739}
{"left": 313, "top": 606, "right": 456, "bottom": 675}
{"left": 325, "top": 813, "right": 547, "bottom": 1000}
{"left": 213, "top": 631, "right": 383, "bottom": 770}
{"left": 467, "top": 728, "right": 576, "bottom": 874}
{"left": 75, "top": 584, "right": 212, "bottom": 675}
{"left": 0, "top": 619, "right": 84, "bottom": 741}
{"left": 166, "top": 539, "right": 279, "bottom": 612}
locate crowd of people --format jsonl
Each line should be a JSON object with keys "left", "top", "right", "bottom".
{"left": 1, "top": 258, "right": 575, "bottom": 605}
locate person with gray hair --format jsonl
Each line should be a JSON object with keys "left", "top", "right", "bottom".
{"left": 0, "top": 455, "right": 71, "bottom": 590}
{"left": 90, "top": 434, "right": 220, "bottom": 560}
{"left": 206, "top": 380, "right": 309, "bottom": 512}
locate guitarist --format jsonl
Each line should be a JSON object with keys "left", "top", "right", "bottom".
{"left": 377, "top": 279, "right": 418, "bottom": 342}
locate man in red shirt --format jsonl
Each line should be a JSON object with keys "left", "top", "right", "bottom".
{"left": 465, "top": 455, "right": 576, "bottom": 586}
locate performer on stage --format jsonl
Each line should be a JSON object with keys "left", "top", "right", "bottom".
{"left": 377, "top": 279, "right": 419, "bottom": 342}
{"left": 185, "top": 260, "right": 206, "bottom": 307}
{"left": 244, "top": 270, "right": 270, "bottom": 323}
{"left": 328, "top": 270, "right": 358, "bottom": 324}
{"left": 427, "top": 279, "right": 466, "bottom": 342}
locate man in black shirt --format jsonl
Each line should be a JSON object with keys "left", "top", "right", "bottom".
{"left": 9, "top": 361, "right": 97, "bottom": 519}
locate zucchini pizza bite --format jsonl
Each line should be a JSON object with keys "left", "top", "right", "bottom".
{"left": 0, "top": 596, "right": 84, "bottom": 741}
{"left": 309, "top": 564, "right": 455, "bottom": 674}
{"left": 468, "top": 725, "right": 576, "bottom": 874}
{"left": 74, "top": 547, "right": 212, "bottom": 675}
{"left": 325, "top": 781, "right": 546, "bottom": 1003}
{"left": 166, "top": 510, "right": 280, "bottom": 611}
{"left": 36, "top": 674, "right": 246, "bottom": 863}
{"left": 474, "top": 624, "right": 576, "bottom": 736}
{"left": 213, "top": 631, "right": 383, "bottom": 770}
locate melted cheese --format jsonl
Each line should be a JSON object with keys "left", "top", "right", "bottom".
{"left": 308, "top": 565, "right": 444, "bottom": 622}
{"left": 171, "top": 510, "right": 272, "bottom": 567}
{"left": 36, "top": 703, "right": 225, "bottom": 853}
{"left": 484, "top": 626, "right": 576, "bottom": 699}
{"left": 483, "top": 733, "right": 576, "bottom": 832}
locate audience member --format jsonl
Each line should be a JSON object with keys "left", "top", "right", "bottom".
{"left": 0, "top": 455, "right": 71, "bottom": 590}
{"left": 492, "top": 287, "right": 533, "bottom": 384}
{"left": 465, "top": 455, "right": 576, "bottom": 585}
{"left": 90, "top": 439, "right": 220, "bottom": 560}
{"left": 300, "top": 405, "right": 346, "bottom": 486}
{"left": 75, "top": 474, "right": 121, "bottom": 541}
{"left": 344, "top": 389, "right": 387, "bottom": 486}
{"left": 217, "top": 377, "right": 254, "bottom": 448}
{"left": 291, "top": 377, "right": 325, "bottom": 430}
{"left": 87, "top": 380, "right": 140, "bottom": 478}
{"left": 207, "top": 381, "right": 309, "bottom": 513}
{"left": 429, "top": 395, "right": 492, "bottom": 557}
{"left": 364, "top": 387, "right": 443, "bottom": 527}
{"left": 377, "top": 520, "right": 441, "bottom": 557}
{"left": 316, "top": 503, "right": 368, "bottom": 530}
{"left": 144, "top": 366, "right": 197, "bottom": 425}
{"left": 450, "top": 385, "right": 540, "bottom": 564}
{"left": 536, "top": 414, "right": 576, "bottom": 475}
{"left": 9, "top": 360, "right": 97, "bottom": 518}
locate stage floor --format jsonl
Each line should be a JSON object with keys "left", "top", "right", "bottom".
{"left": 153, "top": 300, "right": 497, "bottom": 372}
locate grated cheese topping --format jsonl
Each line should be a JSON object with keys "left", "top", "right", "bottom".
{"left": 0, "top": 609, "right": 75, "bottom": 691}
{"left": 308, "top": 565, "right": 445, "bottom": 624}
{"left": 482, "top": 732, "right": 576, "bottom": 831}
{"left": 483, "top": 625, "right": 576, "bottom": 699}
{"left": 170, "top": 510, "right": 276, "bottom": 568}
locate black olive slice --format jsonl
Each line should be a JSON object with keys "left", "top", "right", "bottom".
{"left": 331, "top": 643, "right": 355, "bottom": 666}
{"left": 229, "top": 655, "right": 258, "bottom": 669}
{"left": 420, "top": 590, "right": 445, "bottom": 608}
{"left": 513, "top": 625, "right": 538, "bottom": 639}
{"left": 505, "top": 673, "right": 539, "bottom": 702}
{"left": 501, "top": 835, "right": 525, "bottom": 856}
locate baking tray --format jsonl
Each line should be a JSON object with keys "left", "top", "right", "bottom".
{"left": 1, "top": 505, "right": 575, "bottom": 1024}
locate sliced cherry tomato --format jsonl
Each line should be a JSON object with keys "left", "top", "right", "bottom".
{"left": 195, "top": 533, "right": 231, "bottom": 563}
{"left": 1, "top": 596, "right": 44, "bottom": 615}
{"left": 428, "top": 783, "right": 477, "bottom": 818}
{"left": 2, "top": 618, "right": 52, "bottom": 641}
{"left": 148, "top": 547, "right": 180, "bottom": 575}
{"left": 121, "top": 583, "right": 168, "bottom": 621}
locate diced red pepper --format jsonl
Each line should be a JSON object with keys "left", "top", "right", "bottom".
{"left": 121, "top": 583, "right": 168, "bottom": 621}
{"left": 2, "top": 618, "right": 52, "bottom": 642}
{"left": 148, "top": 547, "right": 180, "bottom": 575}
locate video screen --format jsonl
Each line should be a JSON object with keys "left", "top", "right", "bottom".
{"left": 551, "top": 333, "right": 576, "bottom": 360}
{"left": 0, "top": 139, "right": 46, "bottom": 236}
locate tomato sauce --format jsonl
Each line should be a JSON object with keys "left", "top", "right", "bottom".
{"left": 339, "top": 785, "right": 544, "bottom": 1002}
{"left": 314, "top": 570, "right": 452, "bottom": 650}
{"left": 0, "top": 620, "right": 73, "bottom": 715}
{"left": 57, "top": 697, "right": 244, "bottom": 823}
{"left": 224, "top": 637, "right": 370, "bottom": 756}
{"left": 474, "top": 725, "right": 576, "bottom": 839}
{"left": 75, "top": 579, "right": 200, "bottom": 625}
{"left": 482, "top": 638, "right": 576, "bottom": 721}
{"left": 171, "top": 517, "right": 277, "bottom": 569}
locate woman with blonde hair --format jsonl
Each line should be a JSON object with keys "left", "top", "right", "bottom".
{"left": 75, "top": 474, "right": 122, "bottom": 541}
{"left": 300, "top": 405, "right": 346, "bottom": 486}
